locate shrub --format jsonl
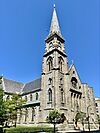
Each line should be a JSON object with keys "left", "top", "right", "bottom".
{"left": 4, "top": 126, "right": 54, "bottom": 133}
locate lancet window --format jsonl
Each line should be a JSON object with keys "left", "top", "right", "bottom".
{"left": 25, "top": 108, "right": 28, "bottom": 122}
{"left": 59, "top": 57, "right": 64, "bottom": 72}
{"left": 48, "top": 78, "right": 52, "bottom": 85}
{"left": 36, "top": 93, "right": 38, "bottom": 100}
{"left": 71, "top": 77, "right": 77, "bottom": 88}
{"left": 47, "top": 57, "right": 53, "bottom": 72}
{"left": 49, "top": 42, "right": 53, "bottom": 49}
{"left": 30, "top": 94, "right": 32, "bottom": 101}
{"left": 25, "top": 95, "right": 27, "bottom": 101}
{"left": 61, "top": 88, "right": 64, "bottom": 103}
{"left": 48, "top": 88, "right": 52, "bottom": 102}
{"left": 32, "top": 107, "right": 35, "bottom": 121}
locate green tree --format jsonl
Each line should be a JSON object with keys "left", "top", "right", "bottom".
{"left": 0, "top": 76, "right": 26, "bottom": 130}
{"left": 97, "top": 115, "right": 100, "bottom": 130}
{"left": 5, "top": 94, "right": 26, "bottom": 127}
{"left": 75, "top": 111, "right": 86, "bottom": 131}
{"left": 0, "top": 88, "right": 8, "bottom": 127}
{"left": 46, "top": 110, "right": 66, "bottom": 133}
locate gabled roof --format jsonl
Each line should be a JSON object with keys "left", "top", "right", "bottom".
{"left": 22, "top": 78, "right": 41, "bottom": 93}
{"left": 1, "top": 77, "right": 41, "bottom": 94}
{"left": 3, "top": 78, "right": 23, "bottom": 93}
{"left": 68, "top": 63, "right": 82, "bottom": 84}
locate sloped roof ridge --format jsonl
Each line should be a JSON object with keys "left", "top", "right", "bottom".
{"left": 3, "top": 77, "right": 23, "bottom": 84}
{"left": 3, "top": 77, "right": 24, "bottom": 93}
{"left": 22, "top": 77, "right": 41, "bottom": 93}
{"left": 25, "top": 77, "right": 41, "bottom": 85}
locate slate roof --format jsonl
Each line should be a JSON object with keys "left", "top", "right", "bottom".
{"left": 22, "top": 78, "right": 41, "bottom": 93}
{"left": 3, "top": 78, "right": 24, "bottom": 93}
{"left": 2, "top": 77, "right": 41, "bottom": 94}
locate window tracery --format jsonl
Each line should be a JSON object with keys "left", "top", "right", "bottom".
{"left": 71, "top": 77, "right": 77, "bottom": 88}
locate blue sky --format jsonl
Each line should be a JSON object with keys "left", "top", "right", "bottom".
{"left": 0, "top": 0, "right": 100, "bottom": 97}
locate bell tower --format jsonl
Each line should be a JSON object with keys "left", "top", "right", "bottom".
{"left": 40, "top": 5, "right": 69, "bottom": 123}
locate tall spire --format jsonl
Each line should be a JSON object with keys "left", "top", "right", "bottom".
{"left": 49, "top": 4, "right": 62, "bottom": 36}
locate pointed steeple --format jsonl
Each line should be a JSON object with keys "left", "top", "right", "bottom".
{"left": 49, "top": 4, "right": 62, "bottom": 36}
{"left": 45, "top": 5, "right": 64, "bottom": 42}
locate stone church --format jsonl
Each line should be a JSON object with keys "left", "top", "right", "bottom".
{"left": 0, "top": 6, "right": 99, "bottom": 130}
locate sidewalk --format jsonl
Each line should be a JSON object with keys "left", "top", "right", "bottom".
{"left": 57, "top": 130, "right": 81, "bottom": 133}
{"left": 57, "top": 129, "right": 100, "bottom": 133}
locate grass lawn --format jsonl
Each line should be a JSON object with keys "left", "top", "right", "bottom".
{"left": 3, "top": 125, "right": 55, "bottom": 133}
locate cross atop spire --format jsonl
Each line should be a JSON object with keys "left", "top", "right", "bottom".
{"left": 53, "top": 4, "right": 55, "bottom": 8}
{"left": 49, "top": 5, "right": 62, "bottom": 36}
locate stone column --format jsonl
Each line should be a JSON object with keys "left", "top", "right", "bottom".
{"left": 71, "top": 93, "right": 73, "bottom": 108}
{"left": 22, "top": 108, "right": 26, "bottom": 124}
{"left": 72, "top": 93, "right": 74, "bottom": 109}
{"left": 28, "top": 107, "right": 32, "bottom": 124}
{"left": 79, "top": 95, "right": 81, "bottom": 111}
{"left": 77, "top": 95, "right": 80, "bottom": 111}
{"left": 74, "top": 93, "right": 76, "bottom": 110}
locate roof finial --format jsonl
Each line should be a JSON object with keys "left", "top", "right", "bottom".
{"left": 54, "top": 4, "right": 56, "bottom": 8}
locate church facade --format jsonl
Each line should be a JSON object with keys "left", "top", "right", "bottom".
{"left": 0, "top": 6, "right": 99, "bottom": 130}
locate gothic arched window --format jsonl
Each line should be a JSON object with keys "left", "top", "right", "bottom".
{"left": 25, "top": 108, "right": 28, "bottom": 122}
{"left": 48, "top": 88, "right": 52, "bottom": 102}
{"left": 25, "top": 95, "right": 27, "bottom": 101}
{"left": 58, "top": 42, "right": 61, "bottom": 48}
{"left": 47, "top": 57, "right": 53, "bottom": 72}
{"left": 48, "top": 78, "right": 52, "bottom": 85}
{"left": 61, "top": 89, "right": 64, "bottom": 103}
{"left": 49, "top": 42, "right": 53, "bottom": 49}
{"left": 71, "top": 77, "right": 77, "bottom": 88}
{"left": 30, "top": 94, "right": 32, "bottom": 101}
{"left": 36, "top": 93, "right": 38, "bottom": 100}
{"left": 60, "top": 61, "right": 62, "bottom": 71}
{"left": 59, "top": 57, "right": 64, "bottom": 72}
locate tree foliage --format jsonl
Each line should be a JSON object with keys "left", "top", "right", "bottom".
{"left": 0, "top": 87, "right": 26, "bottom": 127}
{"left": 97, "top": 115, "right": 100, "bottom": 123}
{"left": 46, "top": 110, "right": 66, "bottom": 133}
{"left": 97, "top": 114, "right": 100, "bottom": 130}
{"left": 0, "top": 88, "right": 8, "bottom": 126}
{"left": 46, "top": 110, "right": 66, "bottom": 124}
{"left": 75, "top": 111, "right": 86, "bottom": 127}
{"left": 5, "top": 94, "right": 26, "bottom": 127}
